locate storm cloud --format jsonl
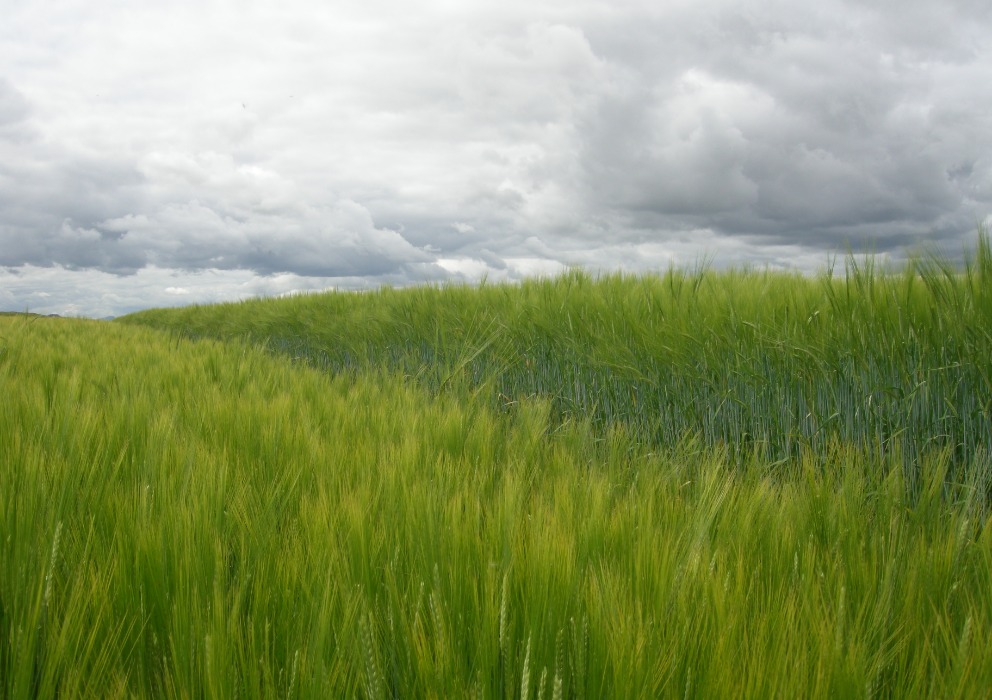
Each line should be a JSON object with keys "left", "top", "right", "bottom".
{"left": 2, "top": 0, "right": 990, "bottom": 316}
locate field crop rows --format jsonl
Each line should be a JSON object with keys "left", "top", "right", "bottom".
{"left": 124, "top": 237, "right": 992, "bottom": 489}
{"left": 1, "top": 236, "right": 991, "bottom": 697}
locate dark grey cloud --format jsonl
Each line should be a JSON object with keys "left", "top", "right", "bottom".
{"left": 1, "top": 0, "right": 990, "bottom": 316}
{"left": 99, "top": 198, "right": 433, "bottom": 277}
{"left": 573, "top": 1, "right": 992, "bottom": 254}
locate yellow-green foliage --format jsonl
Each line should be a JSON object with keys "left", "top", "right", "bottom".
{"left": 2, "top": 308, "right": 991, "bottom": 697}
{"left": 120, "top": 236, "right": 992, "bottom": 482}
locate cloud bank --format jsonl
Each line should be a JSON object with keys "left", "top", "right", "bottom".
{"left": 2, "top": 0, "right": 990, "bottom": 316}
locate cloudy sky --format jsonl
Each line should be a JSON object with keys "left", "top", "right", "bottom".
{"left": 2, "top": 0, "right": 990, "bottom": 317}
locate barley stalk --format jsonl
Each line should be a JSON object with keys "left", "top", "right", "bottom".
{"left": 520, "top": 636, "right": 532, "bottom": 700}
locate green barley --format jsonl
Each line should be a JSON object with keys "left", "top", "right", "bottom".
{"left": 520, "top": 636, "right": 532, "bottom": 700}
{"left": 1, "top": 233, "right": 990, "bottom": 696}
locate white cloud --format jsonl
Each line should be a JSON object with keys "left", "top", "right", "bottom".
{"left": 1, "top": 0, "right": 990, "bottom": 316}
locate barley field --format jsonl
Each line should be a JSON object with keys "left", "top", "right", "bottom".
{"left": 2, "top": 236, "right": 991, "bottom": 697}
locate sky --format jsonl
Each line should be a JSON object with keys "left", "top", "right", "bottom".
{"left": 2, "top": 0, "right": 991, "bottom": 318}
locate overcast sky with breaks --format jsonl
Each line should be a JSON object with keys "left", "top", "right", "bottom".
{"left": 2, "top": 0, "right": 991, "bottom": 317}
